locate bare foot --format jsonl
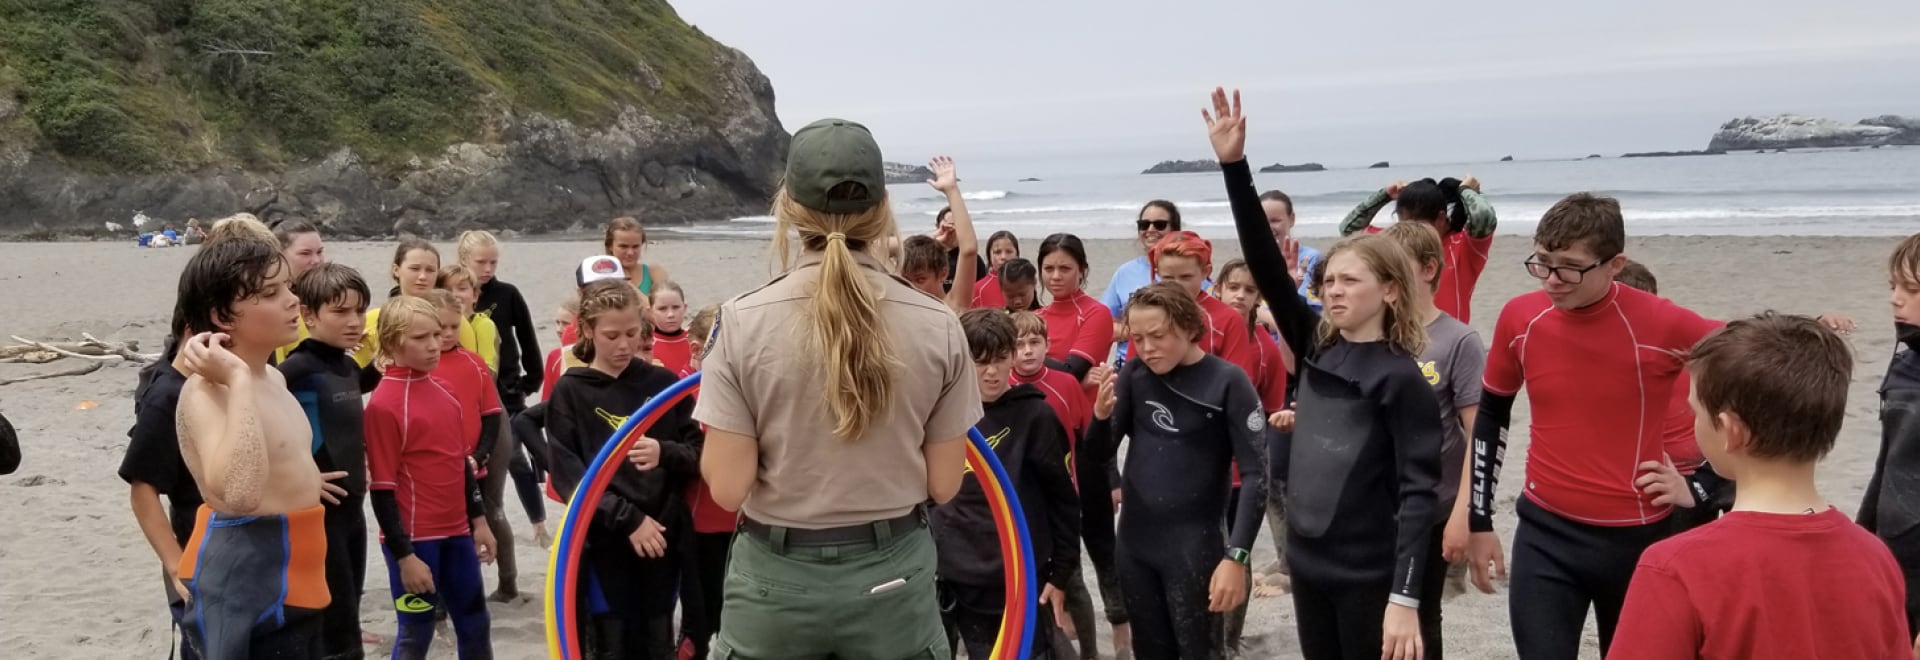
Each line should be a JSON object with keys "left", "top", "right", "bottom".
{"left": 533, "top": 522, "right": 553, "bottom": 549}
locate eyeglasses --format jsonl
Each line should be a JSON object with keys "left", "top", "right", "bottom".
{"left": 1523, "top": 258, "right": 1604, "bottom": 284}
{"left": 1137, "top": 220, "right": 1170, "bottom": 232}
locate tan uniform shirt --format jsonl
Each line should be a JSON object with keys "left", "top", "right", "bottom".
{"left": 694, "top": 249, "right": 983, "bottom": 529}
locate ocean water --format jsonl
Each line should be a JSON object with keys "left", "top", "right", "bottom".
{"left": 687, "top": 146, "right": 1920, "bottom": 239}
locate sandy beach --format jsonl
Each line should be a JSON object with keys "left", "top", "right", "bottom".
{"left": 0, "top": 232, "right": 1901, "bottom": 659}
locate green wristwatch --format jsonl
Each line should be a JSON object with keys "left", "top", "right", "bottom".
{"left": 1226, "top": 547, "right": 1251, "bottom": 566}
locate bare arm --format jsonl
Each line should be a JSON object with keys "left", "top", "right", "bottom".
{"left": 1449, "top": 405, "right": 1479, "bottom": 531}
{"left": 924, "top": 435, "right": 969, "bottom": 504}
{"left": 700, "top": 427, "right": 759, "bottom": 512}
{"left": 930, "top": 157, "right": 979, "bottom": 313}
{"left": 129, "top": 483, "right": 185, "bottom": 572}
{"left": 176, "top": 376, "right": 270, "bottom": 514}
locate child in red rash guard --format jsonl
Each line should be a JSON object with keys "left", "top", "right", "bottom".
{"left": 1035, "top": 233, "right": 1113, "bottom": 382}
{"left": 649, "top": 282, "right": 696, "bottom": 378}
{"left": 1464, "top": 193, "right": 1725, "bottom": 659}
{"left": 1610, "top": 314, "right": 1911, "bottom": 660}
{"left": 971, "top": 230, "right": 1022, "bottom": 309}
{"left": 1338, "top": 177, "right": 1498, "bottom": 323}
{"left": 1129, "top": 231, "right": 1261, "bottom": 382}
{"left": 679, "top": 303, "right": 731, "bottom": 660}
{"left": 425, "top": 292, "right": 505, "bottom": 480}
{"left": 1213, "top": 259, "right": 1291, "bottom": 411}
{"left": 1010, "top": 310, "right": 1131, "bottom": 657}
{"left": 1613, "top": 260, "right": 1733, "bottom": 536}
{"left": 364, "top": 296, "right": 496, "bottom": 658}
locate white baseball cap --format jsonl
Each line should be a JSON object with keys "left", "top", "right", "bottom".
{"left": 576, "top": 256, "right": 627, "bottom": 287}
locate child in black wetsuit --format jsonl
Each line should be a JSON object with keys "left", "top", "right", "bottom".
{"left": 278, "top": 263, "right": 374, "bottom": 659}
{"left": 936, "top": 310, "right": 1082, "bottom": 659}
{"left": 1082, "top": 281, "right": 1268, "bottom": 660}
{"left": 1859, "top": 232, "right": 1920, "bottom": 637}
{"left": 547, "top": 280, "right": 703, "bottom": 660}
{"left": 1206, "top": 87, "right": 1444, "bottom": 660}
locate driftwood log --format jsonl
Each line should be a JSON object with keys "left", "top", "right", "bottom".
{"left": 0, "top": 334, "right": 155, "bottom": 386}
{"left": 2, "top": 335, "right": 155, "bottom": 364}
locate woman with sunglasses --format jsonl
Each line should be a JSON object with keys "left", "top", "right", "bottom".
{"left": 1101, "top": 201, "right": 1184, "bottom": 361}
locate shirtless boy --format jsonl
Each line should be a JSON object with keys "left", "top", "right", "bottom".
{"left": 172, "top": 235, "right": 347, "bottom": 659}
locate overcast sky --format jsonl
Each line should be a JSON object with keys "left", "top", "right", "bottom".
{"left": 676, "top": 0, "right": 1920, "bottom": 176}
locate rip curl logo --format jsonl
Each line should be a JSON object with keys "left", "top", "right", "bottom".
{"left": 1146, "top": 401, "right": 1179, "bottom": 433}
{"left": 1246, "top": 410, "right": 1265, "bottom": 432}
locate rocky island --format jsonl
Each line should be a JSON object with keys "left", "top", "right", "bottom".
{"left": 1142, "top": 159, "right": 1220, "bottom": 174}
{"left": 1708, "top": 115, "right": 1920, "bottom": 152}
{"left": 1259, "top": 162, "right": 1326, "bottom": 173}
{"left": 884, "top": 162, "right": 936, "bottom": 185}
{"left": 0, "top": 0, "right": 788, "bottom": 238}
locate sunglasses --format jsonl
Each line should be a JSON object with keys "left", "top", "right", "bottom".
{"left": 1136, "top": 220, "right": 1171, "bottom": 232}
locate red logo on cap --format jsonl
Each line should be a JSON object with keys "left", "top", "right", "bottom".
{"left": 591, "top": 259, "right": 618, "bottom": 274}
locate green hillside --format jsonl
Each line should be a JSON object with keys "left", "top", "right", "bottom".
{"left": 0, "top": 0, "right": 726, "bottom": 172}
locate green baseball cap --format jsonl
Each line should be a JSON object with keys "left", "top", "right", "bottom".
{"left": 786, "top": 118, "right": 885, "bottom": 214}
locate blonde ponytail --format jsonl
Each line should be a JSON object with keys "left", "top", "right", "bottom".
{"left": 771, "top": 187, "right": 900, "bottom": 441}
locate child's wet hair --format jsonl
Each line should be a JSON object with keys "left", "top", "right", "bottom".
{"left": 293, "top": 262, "right": 371, "bottom": 312}
{"left": 173, "top": 232, "right": 287, "bottom": 338}
{"left": 572, "top": 279, "right": 644, "bottom": 364}
{"left": 1124, "top": 281, "right": 1207, "bottom": 343}
{"left": 960, "top": 308, "right": 1018, "bottom": 363}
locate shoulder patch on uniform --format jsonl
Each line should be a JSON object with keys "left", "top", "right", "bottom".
{"left": 701, "top": 307, "right": 724, "bottom": 360}
{"left": 1246, "top": 409, "right": 1265, "bottom": 432}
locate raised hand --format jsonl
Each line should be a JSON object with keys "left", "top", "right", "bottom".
{"left": 1202, "top": 87, "right": 1247, "bottom": 164}
{"left": 1386, "top": 180, "right": 1409, "bottom": 200}
{"left": 1461, "top": 175, "right": 1482, "bottom": 193}
{"left": 926, "top": 156, "right": 960, "bottom": 194}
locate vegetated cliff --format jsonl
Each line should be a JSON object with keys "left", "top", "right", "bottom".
{"left": 0, "top": 0, "right": 788, "bottom": 238}
{"left": 1707, "top": 114, "right": 1920, "bottom": 152}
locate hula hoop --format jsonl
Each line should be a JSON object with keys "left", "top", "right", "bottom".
{"left": 543, "top": 371, "right": 1040, "bottom": 660}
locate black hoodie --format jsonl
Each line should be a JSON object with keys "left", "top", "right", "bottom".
{"left": 1858, "top": 324, "right": 1920, "bottom": 558}
{"left": 547, "top": 360, "right": 702, "bottom": 535}
{"left": 932, "top": 383, "right": 1081, "bottom": 590}
{"left": 477, "top": 278, "right": 543, "bottom": 397}
{"left": 546, "top": 359, "right": 703, "bottom": 616}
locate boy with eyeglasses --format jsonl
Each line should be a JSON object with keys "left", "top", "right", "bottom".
{"left": 1461, "top": 193, "right": 1724, "bottom": 659}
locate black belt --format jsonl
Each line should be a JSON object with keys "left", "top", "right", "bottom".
{"left": 740, "top": 507, "right": 927, "bottom": 548}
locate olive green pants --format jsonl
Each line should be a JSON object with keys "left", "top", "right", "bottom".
{"left": 712, "top": 525, "right": 947, "bottom": 660}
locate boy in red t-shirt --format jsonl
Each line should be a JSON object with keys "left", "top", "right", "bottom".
{"left": 1610, "top": 313, "right": 1911, "bottom": 659}
{"left": 364, "top": 296, "right": 497, "bottom": 658}
{"left": 1463, "top": 194, "right": 1724, "bottom": 658}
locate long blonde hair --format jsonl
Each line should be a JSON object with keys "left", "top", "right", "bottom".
{"left": 456, "top": 230, "right": 499, "bottom": 263}
{"left": 770, "top": 186, "right": 900, "bottom": 440}
{"left": 1316, "top": 234, "right": 1429, "bottom": 356}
